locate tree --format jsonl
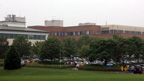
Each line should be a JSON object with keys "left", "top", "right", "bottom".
{"left": 63, "top": 37, "right": 77, "bottom": 57}
{"left": 78, "top": 45, "right": 90, "bottom": 58}
{"left": 77, "top": 35, "right": 94, "bottom": 49}
{"left": 32, "top": 41, "right": 44, "bottom": 57}
{"left": 12, "top": 36, "right": 31, "bottom": 57}
{"left": 40, "top": 36, "right": 61, "bottom": 61}
{"left": 0, "top": 37, "right": 9, "bottom": 59}
{"left": 127, "top": 36, "right": 144, "bottom": 63}
{"left": 113, "top": 35, "right": 128, "bottom": 64}
{"left": 4, "top": 45, "right": 21, "bottom": 70}
{"left": 89, "top": 38, "right": 116, "bottom": 65}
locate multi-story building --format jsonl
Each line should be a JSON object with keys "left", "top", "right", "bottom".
{"left": 0, "top": 15, "right": 50, "bottom": 45}
{"left": 0, "top": 26, "right": 49, "bottom": 45}
{"left": 98, "top": 25, "right": 144, "bottom": 39}
{"left": 28, "top": 23, "right": 144, "bottom": 40}
{"left": 28, "top": 25, "right": 100, "bottom": 40}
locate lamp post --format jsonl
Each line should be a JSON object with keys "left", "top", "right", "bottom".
{"left": 59, "top": 44, "right": 61, "bottom": 68}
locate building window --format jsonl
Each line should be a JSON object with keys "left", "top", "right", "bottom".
{"left": 113, "top": 30, "right": 123, "bottom": 33}
{"left": 78, "top": 31, "right": 80, "bottom": 35}
{"left": 86, "top": 31, "right": 90, "bottom": 35}
{"left": 48, "top": 32, "right": 51, "bottom": 36}
{"left": 54, "top": 32, "right": 57, "bottom": 36}
{"left": 59, "top": 32, "right": 64, "bottom": 36}
{"left": 0, "top": 33, "right": 46, "bottom": 40}
{"left": 102, "top": 31, "right": 109, "bottom": 34}
{"left": 73, "top": 32, "right": 76, "bottom": 36}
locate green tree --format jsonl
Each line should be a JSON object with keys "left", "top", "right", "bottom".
{"left": 113, "top": 35, "right": 128, "bottom": 64}
{"left": 63, "top": 37, "right": 77, "bottom": 57}
{"left": 127, "top": 36, "right": 144, "bottom": 63}
{"left": 40, "top": 36, "right": 61, "bottom": 61}
{"left": 89, "top": 38, "right": 116, "bottom": 65}
{"left": 32, "top": 41, "right": 44, "bottom": 57}
{"left": 0, "top": 37, "right": 9, "bottom": 59}
{"left": 4, "top": 45, "right": 21, "bottom": 70}
{"left": 12, "top": 36, "right": 31, "bottom": 57}
{"left": 78, "top": 45, "right": 90, "bottom": 58}
{"left": 77, "top": 35, "right": 93, "bottom": 48}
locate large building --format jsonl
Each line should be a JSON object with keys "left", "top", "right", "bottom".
{"left": 28, "top": 25, "right": 101, "bottom": 40}
{"left": 28, "top": 22, "right": 144, "bottom": 40}
{"left": 2, "top": 15, "right": 144, "bottom": 41}
{"left": 0, "top": 15, "right": 50, "bottom": 45}
{"left": 99, "top": 25, "right": 144, "bottom": 39}
{"left": 0, "top": 26, "right": 49, "bottom": 45}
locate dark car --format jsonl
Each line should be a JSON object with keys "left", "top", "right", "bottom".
{"left": 128, "top": 65, "right": 135, "bottom": 72}
{"left": 133, "top": 65, "right": 143, "bottom": 74}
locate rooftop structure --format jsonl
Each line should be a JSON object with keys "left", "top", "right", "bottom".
{"left": 45, "top": 20, "right": 63, "bottom": 27}
{"left": 79, "top": 22, "right": 96, "bottom": 26}
{"left": 0, "top": 14, "right": 26, "bottom": 27}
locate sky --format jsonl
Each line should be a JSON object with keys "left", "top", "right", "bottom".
{"left": 0, "top": 0, "right": 144, "bottom": 27}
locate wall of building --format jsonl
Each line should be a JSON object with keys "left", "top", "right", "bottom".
{"left": 96, "top": 33, "right": 144, "bottom": 40}
{"left": 7, "top": 39, "right": 45, "bottom": 45}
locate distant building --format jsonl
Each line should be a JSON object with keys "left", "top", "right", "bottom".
{"left": 0, "top": 26, "right": 49, "bottom": 45}
{"left": 101, "top": 25, "right": 144, "bottom": 34}
{"left": 0, "top": 15, "right": 49, "bottom": 45}
{"left": 28, "top": 24, "right": 144, "bottom": 40}
{"left": 0, "top": 14, "right": 26, "bottom": 27}
{"left": 28, "top": 25, "right": 101, "bottom": 40}
{"left": 45, "top": 20, "right": 63, "bottom": 27}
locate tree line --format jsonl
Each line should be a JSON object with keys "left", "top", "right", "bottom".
{"left": 1, "top": 35, "right": 144, "bottom": 66}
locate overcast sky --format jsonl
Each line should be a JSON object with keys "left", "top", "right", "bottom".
{"left": 1, "top": 0, "right": 144, "bottom": 27}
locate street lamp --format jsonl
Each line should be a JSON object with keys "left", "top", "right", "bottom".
{"left": 59, "top": 44, "right": 61, "bottom": 68}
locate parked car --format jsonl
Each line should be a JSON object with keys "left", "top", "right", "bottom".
{"left": 21, "top": 60, "right": 26, "bottom": 67}
{"left": 128, "top": 65, "right": 135, "bottom": 72}
{"left": 133, "top": 65, "right": 143, "bottom": 74}
{"left": 140, "top": 64, "right": 144, "bottom": 70}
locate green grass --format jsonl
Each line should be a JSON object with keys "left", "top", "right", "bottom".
{"left": 0, "top": 67, "right": 144, "bottom": 81}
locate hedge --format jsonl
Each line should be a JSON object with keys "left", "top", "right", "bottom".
{"left": 79, "top": 64, "right": 121, "bottom": 71}
{"left": 26, "top": 62, "right": 75, "bottom": 69}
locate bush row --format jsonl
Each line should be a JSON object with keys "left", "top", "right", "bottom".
{"left": 79, "top": 64, "right": 121, "bottom": 71}
{"left": 26, "top": 62, "right": 75, "bottom": 69}
{"left": 39, "top": 61, "right": 66, "bottom": 65}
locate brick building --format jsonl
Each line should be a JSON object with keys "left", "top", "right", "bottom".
{"left": 28, "top": 25, "right": 101, "bottom": 40}
{"left": 28, "top": 24, "right": 144, "bottom": 40}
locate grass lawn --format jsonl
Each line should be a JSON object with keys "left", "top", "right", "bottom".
{"left": 0, "top": 67, "right": 144, "bottom": 81}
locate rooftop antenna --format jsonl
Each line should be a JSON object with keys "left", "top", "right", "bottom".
{"left": 106, "top": 21, "right": 107, "bottom": 25}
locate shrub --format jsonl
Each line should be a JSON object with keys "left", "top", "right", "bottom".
{"left": 79, "top": 64, "right": 121, "bottom": 71}
{"left": 39, "top": 61, "right": 65, "bottom": 65}
{"left": 26, "top": 62, "right": 75, "bottom": 69}
{"left": 4, "top": 46, "right": 21, "bottom": 70}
